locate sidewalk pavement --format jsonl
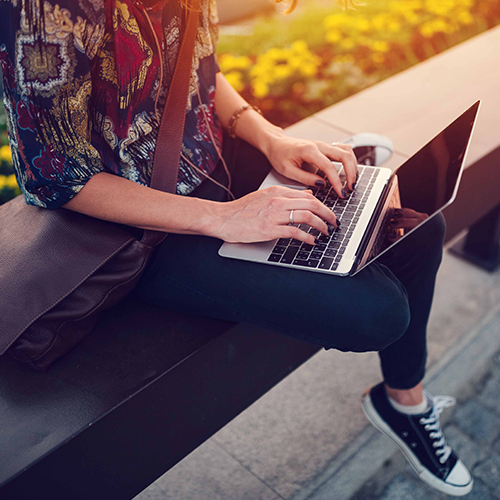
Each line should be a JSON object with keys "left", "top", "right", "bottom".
{"left": 134, "top": 240, "right": 500, "bottom": 500}
{"left": 350, "top": 347, "right": 500, "bottom": 500}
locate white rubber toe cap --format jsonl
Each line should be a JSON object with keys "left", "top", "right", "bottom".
{"left": 446, "top": 459, "right": 472, "bottom": 487}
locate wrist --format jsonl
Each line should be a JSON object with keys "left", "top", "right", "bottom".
{"left": 257, "top": 122, "right": 287, "bottom": 159}
{"left": 195, "top": 199, "right": 231, "bottom": 239}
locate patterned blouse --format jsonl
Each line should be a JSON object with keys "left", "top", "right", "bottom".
{"left": 0, "top": 0, "right": 223, "bottom": 209}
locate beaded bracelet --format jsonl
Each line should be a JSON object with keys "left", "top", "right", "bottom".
{"left": 227, "top": 104, "right": 263, "bottom": 139}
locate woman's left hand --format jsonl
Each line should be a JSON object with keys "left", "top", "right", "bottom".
{"left": 264, "top": 135, "right": 359, "bottom": 197}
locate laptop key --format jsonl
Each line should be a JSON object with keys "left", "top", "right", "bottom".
{"left": 297, "top": 251, "right": 310, "bottom": 259}
{"left": 268, "top": 253, "right": 281, "bottom": 262}
{"left": 325, "top": 249, "right": 337, "bottom": 257}
{"left": 311, "top": 251, "right": 324, "bottom": 259}
{"left": 272, "top": 245, "right": 287, "bottom": 254}
{"left": 280, "top": 246, "right": 299, "bottom": 264}
{"left": 315, "top": 244, "right": 327, "bottom": 251}
{"left": 331, "top": 263, "right": 339, "bottom": 271}
{"left": 277, "top": 238, "right": 291, "bottom": 246}
{"left": 301, "top": 243, "right": 314, "bottom": 252}
{"left": 290, "top": 239, "right": 302, "bottom": 246}
{"left": 319, "top": 257, "right": 334, "bottom": 270}
{"left": 328, "top": 241, "right": 341, "bottom": 249}
{"left": 293, "top": 259, "right": 319, "bottom": 268}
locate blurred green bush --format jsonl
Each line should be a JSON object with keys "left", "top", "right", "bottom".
{"left": 217, "top": 0, "right": 500, "bottom": 126}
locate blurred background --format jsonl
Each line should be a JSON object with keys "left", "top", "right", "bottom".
{"left": 1, "top": 0, "right": 500, "bottom": 203}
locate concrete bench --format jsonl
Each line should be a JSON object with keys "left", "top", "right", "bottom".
{"left": 1, "top": 25, "right": 499, "bottom": 500}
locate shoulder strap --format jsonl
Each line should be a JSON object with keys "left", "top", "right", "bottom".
{"left": 141, "top": 0, "right": 201, "bottom": 247}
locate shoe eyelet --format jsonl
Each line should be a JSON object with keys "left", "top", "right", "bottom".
{"left": 419, "top": 418, "right": 425, "bottom": 424}
{"left": 424, "top": 424, "right": 430, "bottom": 430}
{"left": 440, "top": 457, "right": 446, "bottom": 464}
{"left": 402, "top": 431, "right": 408, "bottom": 438}
{"left": 433, "top": 442, "right": 438, "bottom": 448}
{"left": 411, "top": 442, "right": 417, "bottom": 448}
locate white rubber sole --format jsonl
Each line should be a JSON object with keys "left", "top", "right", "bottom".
{"left": 362, "top": 393, "right": 473, "bottom": 496}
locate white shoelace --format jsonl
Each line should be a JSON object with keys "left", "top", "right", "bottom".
{"left": 419, "top": 394, "right": 456, "bottom": 464}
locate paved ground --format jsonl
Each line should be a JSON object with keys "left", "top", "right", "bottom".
{"left": 350, "top": 349, "right": 500, "bottom": 500}
{"left": 134, "top": 244, "right": 500, "bottom": 500}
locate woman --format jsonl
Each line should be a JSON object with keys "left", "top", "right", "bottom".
{"left": 0, "top": 0, "right": 472, "bottom": 495}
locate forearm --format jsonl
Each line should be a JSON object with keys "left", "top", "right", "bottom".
{"left": 62, "top": 172, "right": 223, "bottom": 237}
{"left": 214, "top": 72, "right": 285, "bottom": 157}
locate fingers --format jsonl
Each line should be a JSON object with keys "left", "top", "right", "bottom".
{"left": 281, "top": 164, "right": 331, "bottom": 190}
{"left": 300, "top": 146, "right": 345, "bottom": 198}
{"left": 288, "top": 210, "right": 331, "bottom": 237}
{"left": 262, "top": 185, "right": 315, "bottom": 198}
{"left": 317, "top": 142, "right": 358, "bottom": 191}
{"left": 279, "top": 225, "right": 317, "bottom": 245}
{"left": 283, "top": 197, "right": 338, "bottom": 228}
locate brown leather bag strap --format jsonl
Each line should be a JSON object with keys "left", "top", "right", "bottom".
{"left": 141, "top": 0, "right": 201, "bottom": 247}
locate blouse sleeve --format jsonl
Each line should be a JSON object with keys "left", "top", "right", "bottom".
{"left": 0, "top": 0, "right": 107, "bottom": 209}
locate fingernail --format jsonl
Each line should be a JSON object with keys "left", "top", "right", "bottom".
{"left": 341, "top": 189, "right": 347, "bottom": 198}
{"left": 356, "top": 172, "right": 359, "bottom": 179}
{"left": 314, "top": 238, "right": 320, "bottom": 244}
{"left": 390, "top": 218, "right": 399, "bottom": 225}
{"left": 352, "top": 182, "right": 356, "bottom": 190}
{"left": 337, "top": 219, "right": 341, "bottom": 227}
{"left": 315, "top": 180, "right": 326, "bottom": 187}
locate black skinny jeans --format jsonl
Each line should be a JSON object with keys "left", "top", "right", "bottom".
{"left": 129, "top": 134, "right": 446, "bottom": 390}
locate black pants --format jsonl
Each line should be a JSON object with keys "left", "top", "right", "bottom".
{"left": 130, "top": 134, "right": 446, "bottom": 390}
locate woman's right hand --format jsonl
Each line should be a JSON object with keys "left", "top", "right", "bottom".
{"left": 213, "top": 186, "right": 339, "bottom": 245}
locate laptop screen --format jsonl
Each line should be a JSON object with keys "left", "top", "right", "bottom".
{"left": 356, "top": 100, "right": 480, "bottom": 273}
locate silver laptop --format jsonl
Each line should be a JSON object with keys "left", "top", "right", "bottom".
{"left": 219, "top": 101, "right": 481, "bottom": 277}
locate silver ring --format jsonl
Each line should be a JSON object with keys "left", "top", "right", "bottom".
{"left": 289, "top": 210, "right": 294, "bottom": 225}
{"left": 332, "top": 141, "right": 340, "bottom": 147}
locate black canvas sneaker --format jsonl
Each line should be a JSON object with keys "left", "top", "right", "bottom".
{"left": 362, "top": 383, "right": 473, "bottom": 496}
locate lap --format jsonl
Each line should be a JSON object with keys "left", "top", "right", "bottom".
{"left": 131, "top": 230, "right": 411, "bottom": 353}
{"left": 130, "top": 135, "right": 444, "bottom": 353}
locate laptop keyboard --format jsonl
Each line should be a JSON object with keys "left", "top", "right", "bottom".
{"left": 267, "top": 166, "right": 380, "bottom": 271}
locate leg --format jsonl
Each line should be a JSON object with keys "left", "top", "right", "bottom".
{"left": 377, "top": 212, "right": 447, "bottom": 391}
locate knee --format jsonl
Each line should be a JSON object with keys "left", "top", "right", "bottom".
{"left": 407, "top": 212, "right": 447, "bottom": 268}
{"left": 340, "top": 277, "right": 411, "bottom": 352}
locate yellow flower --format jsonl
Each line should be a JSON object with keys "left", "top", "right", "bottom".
{"left": 291, "top": 40, "right": 308, "bottom": 53}
{"left": 420, "top": 22, "right": 435, "bottom": 37}
{"left": 372, "top": 40, "right": 389, "bottom": 53}
{"left": 219, "top": 54, "right": 252, "bottom": 74}
{"left": 355, "top": 18, "right": 371, "bottom": 32}
{"left": 0, "top": 145, "right": 12, "bottom": 163}
{"left": 274, "top": 64, "right": 293, "bottom": 80}
{"left": 252, "top": 79, "right": 270, "bottom": 98}
{"left": 300, "top": 63, "right": 317, "bottom": 77}
{"left": 457, "top": 11, "right": 474, "bottom": 24}
{"left": 340, "top": 38, "right": 355, "bottom": 50}
{"left": 225, "top": 71, "right": 245, "bottom": 92}
{"left": 6, "top": 174, "right": 19, "bottom": 190}
{"left": 326, "top": 29, "right": 342, "bottom": 44}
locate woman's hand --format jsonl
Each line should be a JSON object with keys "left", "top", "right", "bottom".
{"left": 213, "top": 185, "right": 339, "bottom": 245}
{"left": 263, "top": 134, "right": 359, "bottom": 196}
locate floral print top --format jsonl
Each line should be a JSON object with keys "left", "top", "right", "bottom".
{"left": 0, "top": 0, "right": 223, "bottom": 209}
